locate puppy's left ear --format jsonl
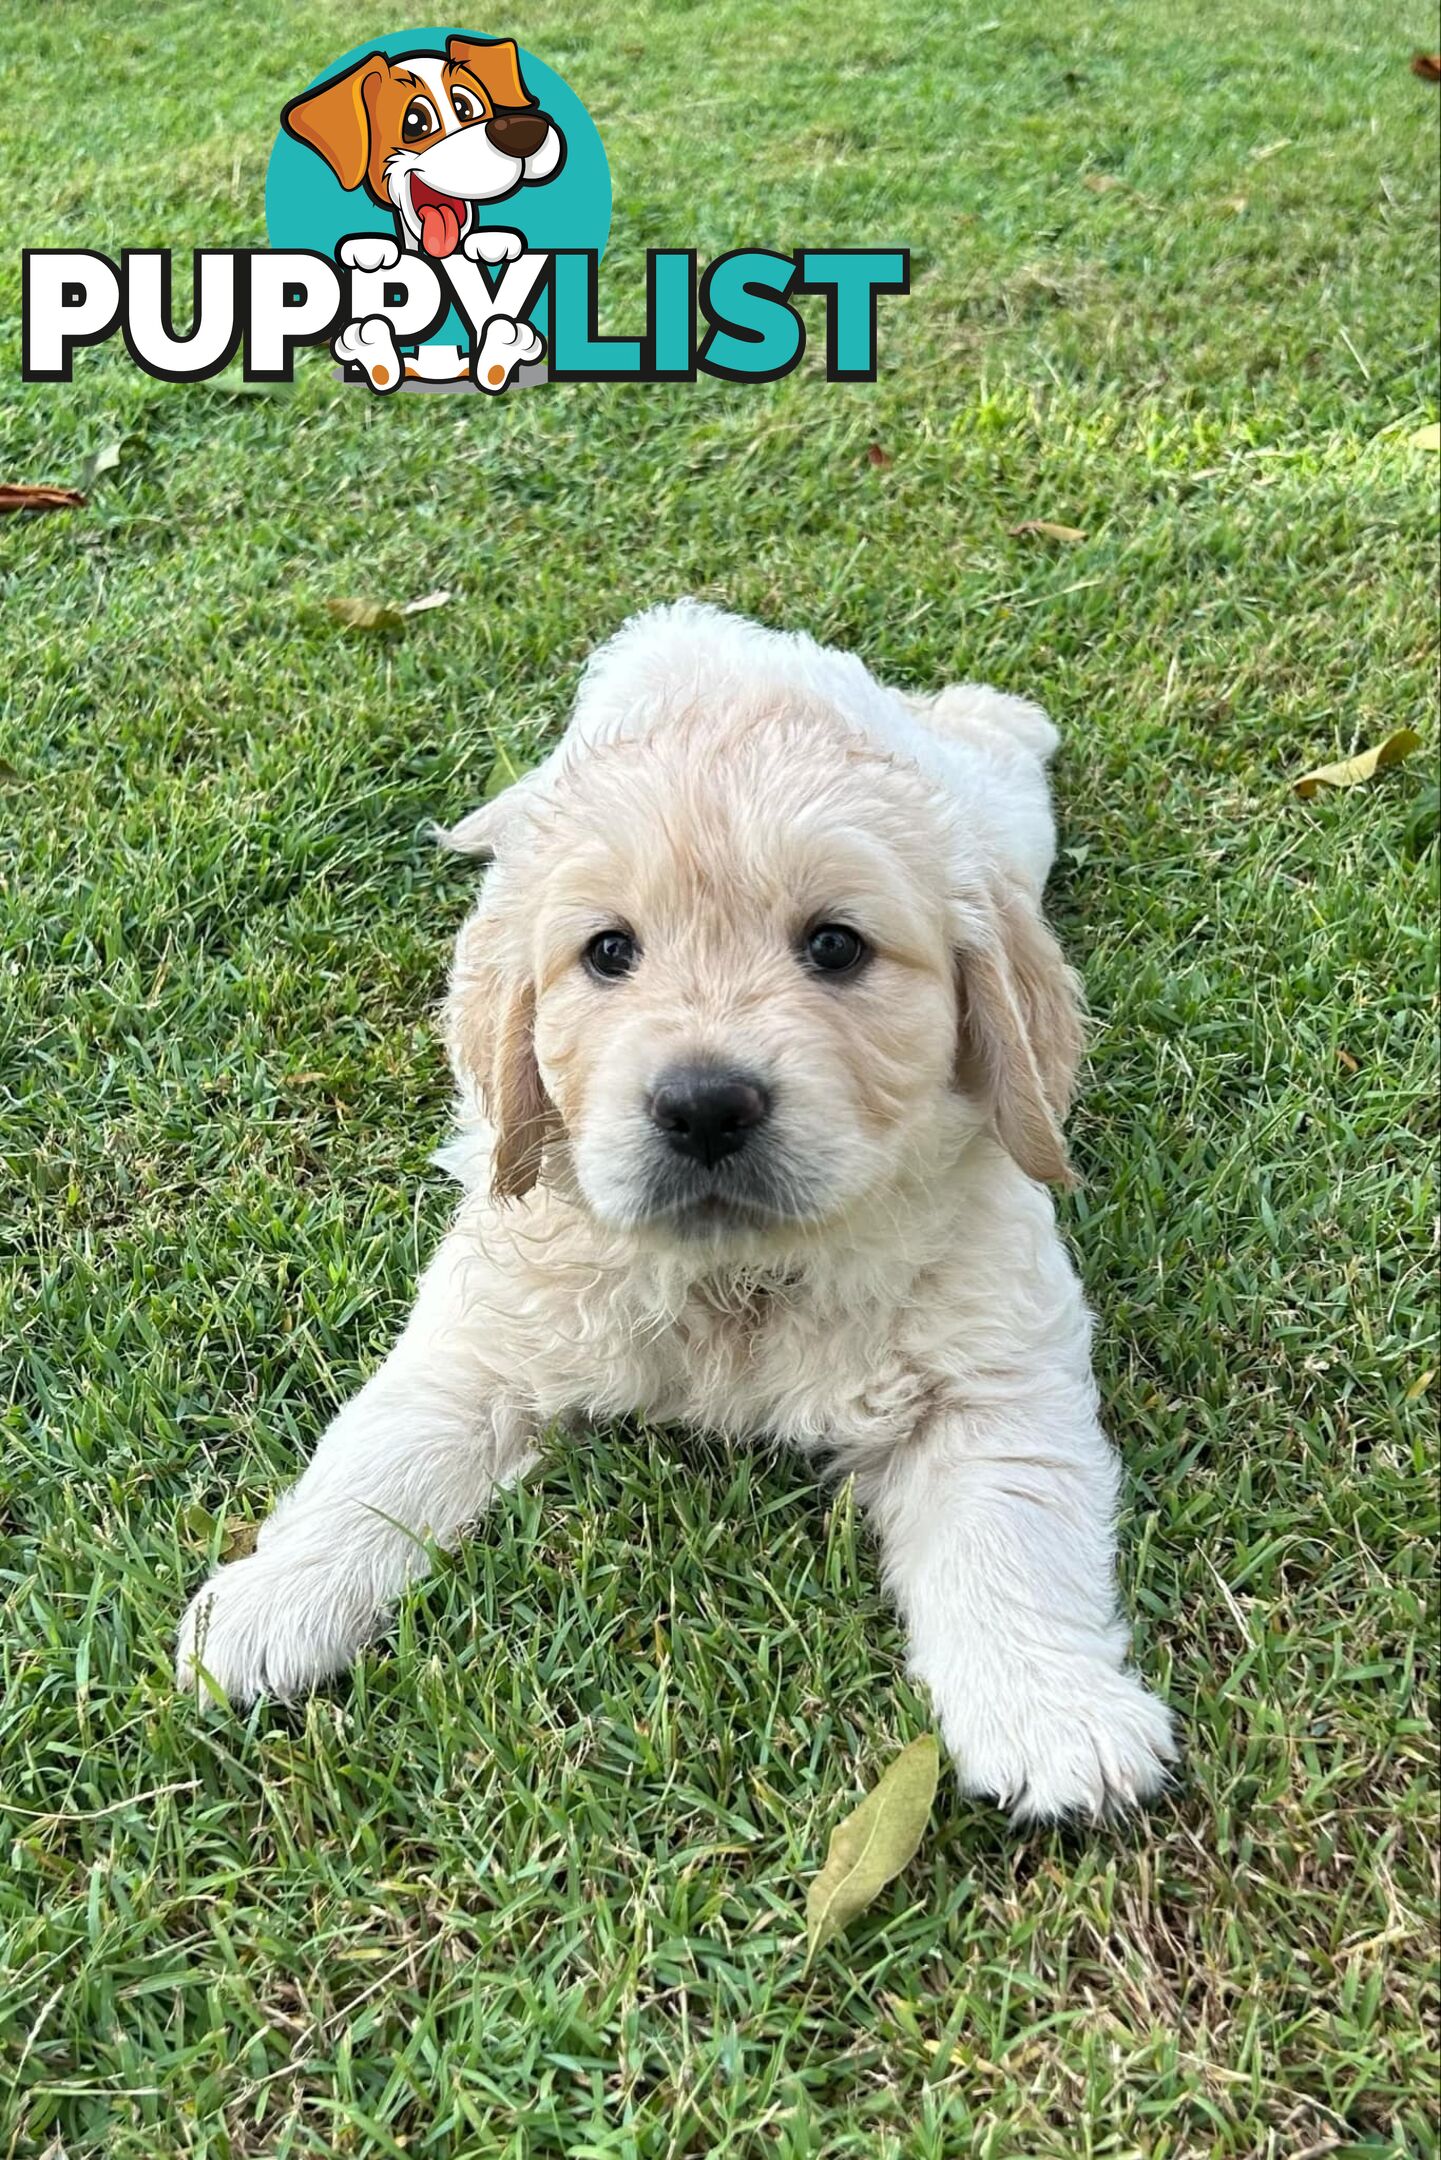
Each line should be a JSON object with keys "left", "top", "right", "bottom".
{"left": 281, "top": 54, "right": 386, "bottom": 190}
{"left": 954, "top": 882, "right": 1085, "bottom": 1186}
{"left": 446, "top": 34, "right": 535, "bottom": 108}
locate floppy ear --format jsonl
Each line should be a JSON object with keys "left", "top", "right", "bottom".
{"left": 447, "top": 34, "right": 535, "bottom": 108}
{"left": 435, "top": 772, "right": 540, "bottom": 864}
{"left": 281, "top": 54, "right": 386, "bottom": 190}
{"left": 954, "top": 884, "right": 1085, "bottom": 1186}
{"left": 447, "top": 931, "right": 553, "bottom": 1200}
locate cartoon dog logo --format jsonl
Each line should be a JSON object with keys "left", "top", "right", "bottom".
{"left": 281, "top": 34, "right": 564, "bottom": 391}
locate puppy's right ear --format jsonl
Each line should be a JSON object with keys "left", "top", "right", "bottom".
{"left": 446, "top": 919, "right": 553, "bottom": 1201}
{"left": 281, "top": 55, "right": 386, "bottom": 190}
{"left": 437, "top": 799, "right": 507, "bottom": 862}
{"left": 436, "top": 769, "right": 541, "bottom": 864}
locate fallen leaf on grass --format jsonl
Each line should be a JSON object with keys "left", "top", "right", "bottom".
{"left": 77, "top": 442, "right": 122, "bottom": 490}
{"left": 0, "top": 483, "right": 86, "bottom": 514}
{"left": 221, "top": 1519, "right": 259, "bottom": 1563}
{"left": 1411, "top": 52, "right": 1441, "bottom": 82}
{"left": 1082, "top": 172, "right": 1125, "bottom": 193}
{"left": 1407, "top": 422, "right": 1440, "bottom": 451}
{"left": 326, "top": 588, "right": 453, "bottom": 632}
{"left": 483, "top": 740, "right": 528, "bottom": 799}
{"left": 1405, "top": 1369, "right": 1435, "bottom": 1402}
{"left": 1251, "top": 138, "right": 1293, "bottom": 162}
{"left": 1292, "top": 728, "right": 1422, "bottom": 798}
{"left": 326, "top": 597, "right": 405, "bottom": 631}
{"left": 1009, "top": 519, "right": 1087, "bottom": 543}
{"left": 805, "top": 1734, "right": 939, "bottom": 1964}
{"left": 866, "top": 443, "right": 893, "bottom": 469}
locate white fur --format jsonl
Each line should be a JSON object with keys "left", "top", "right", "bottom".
{"left": 472, "top": 315, "right": 545, "bottom": 392}
{"left": 331, "top": 314, "right": 403, "bottom": 393}
{"left": 176, "top": 605, "right": 1176, "bottom": 1823}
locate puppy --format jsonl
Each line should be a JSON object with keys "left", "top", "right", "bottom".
{"left": 282, "top": 36, "right": 563, "bottom": 262}
{"left": 282, "top": 35, "right": 561, "bottom": 389}
{"left": 176, "top": 604, "right": 1177, "bottom": 1822}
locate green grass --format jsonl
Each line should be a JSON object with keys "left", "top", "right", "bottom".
{"left": 2, "top": 0, "right": 1437, "bottom": 2153}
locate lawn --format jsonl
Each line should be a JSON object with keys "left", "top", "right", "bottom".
{"left": 1, "top": 0, "right": 1437, "bottom": 2153}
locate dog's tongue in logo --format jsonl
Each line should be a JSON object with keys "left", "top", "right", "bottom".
{"left": 411, "top": 177, "right": 465, "bottom": 259}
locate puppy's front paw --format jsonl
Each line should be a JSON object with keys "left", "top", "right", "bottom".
{"left": 473, "top": 315, "right": 544, "bottom": 393}
{"left": 176, "top": 1552, "right": 378, "bottom": 1708}
{"left": 938, "top": 1660, "right": 1177, "bottom": 1824}
{"left": 337, "top": 234, "right": 401, "bottom": 273}
{"left": 332, "top": 315, "right": 403, "bottom": 393}
{"left": 462, "top": 228, "right": 524, "bottom": 266}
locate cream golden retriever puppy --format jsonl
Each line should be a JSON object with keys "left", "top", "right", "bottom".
{"left": 176, "top": 602, "right": 1176, "bottom": 1821}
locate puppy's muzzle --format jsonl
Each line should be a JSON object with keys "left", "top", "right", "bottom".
{"left": 649, "top": 1066, "right": 771, "bottom": 1170}
{"left": 485, "top": 108, "right": 552, "bottom": 157}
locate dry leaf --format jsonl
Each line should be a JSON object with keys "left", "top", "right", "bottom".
{"left": 1251, "top": 138, "right": 1293, "bottom": 162}
{"left": 1220, "top": 194, "right": 1248, "bottom": 215}
{"left": 866, "top": 443, "right": 893, "bottom": 469}
{"left": 1009, "top": 519, "right": 1087, "bottom": 543}
{"left": 1405, "top": 1368, "right": 1435, "bottom": 1401}
{"left": 805, "top": 1734, "right": 939, "bottom": 1964}
{"left": 221, "top": 1519, "right": 260, "bottom": 1563}
{"left": 1411, "top": 52, "right": 1441, "bottom": 82}
{"left": 1292, "top": 728, "right": 1422, "bottom": 798}
{"left": 0, "top": 483, "right": 86, "bottom": 514}
{"left": 1407, "top": 422, "right": 1440, "bottom": 451}
{"left": 77, "top": 442, "right": 122, "bottom": 490}
{"left": 402, "top": 588, "right": 453, "bottom": 615}
{"left": 325, "top": 597, "right": 406, "bottom": 632}
{"left": 1082, "top": 173, "right": 1125, "bottom": 193}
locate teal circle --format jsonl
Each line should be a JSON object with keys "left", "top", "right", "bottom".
{"left": 265, "top": 27, "right": 611, "bottom": 346}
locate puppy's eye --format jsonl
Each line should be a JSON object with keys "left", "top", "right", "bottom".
{"left": 803, "top": 923, "right": 868, "bottom": 975}
{"left": 402, "top": 97, "right": 440, "bottom": 141}
{"left": 584, "top": 929, "right": 639, "bottom": 981}
{"left": 450, "top": 88, "right": 480, "bottom": 124}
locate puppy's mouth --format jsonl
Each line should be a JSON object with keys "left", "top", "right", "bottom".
{"left": 409, "top": 175, "right": 470, "bottom": 258}
{"left": 633, "top": 1166, "right": 824, "bottom": 1243}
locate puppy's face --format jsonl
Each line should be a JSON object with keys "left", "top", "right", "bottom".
{"left": 282, "top": 37, "right": 564, "bottom": 258}
{"left": 448, "top": 700, "right": 1082, "bottom": 1249}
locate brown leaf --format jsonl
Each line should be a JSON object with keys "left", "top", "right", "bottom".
{"left": 221, "top": 1519, "right": 260, "bottom": 1563}
{"left": 1411, "top": 51, "right": 1441, "bottom": 82}
{"left": 1082, "top": 172, "right": 1125, "bottom": 193}
{"left": 1009, "top": 519, "right": 1087, "bottom": 543}
{"left": 0, "top": 483, "right": 86, "bottom": 514}
{"left": 325, "top": 597, "right": 406, "bottom": 632}
{"left": 1292, "top": 728, "right": 1422, "bottom": 798}
{"left": 866, "top": 443, "right": 893, "bottom": 469}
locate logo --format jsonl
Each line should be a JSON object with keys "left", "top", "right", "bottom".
{"left": 22, "top": 28, "right": 908, "bottom": 394}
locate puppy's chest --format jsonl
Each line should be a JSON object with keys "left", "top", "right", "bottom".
{"left": 641, "top": 1278, "right": 940, "bottom": 1457}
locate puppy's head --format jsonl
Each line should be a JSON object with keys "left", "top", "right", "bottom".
{"left": 281, "top": 37, "right": 563, "bottom": 256}
{"left": 443, "top": 696, "right": 1081, "bottom": 1247}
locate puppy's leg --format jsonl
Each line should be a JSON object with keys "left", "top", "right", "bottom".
{"left": 860, "top": 1399, "right": 1175, "bottom": 1822}
{"left": 176, "top": 1226, "right": 536, "bottom": 1706}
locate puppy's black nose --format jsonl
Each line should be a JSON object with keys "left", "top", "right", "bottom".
{"left": 650, "top": 1067, "right": 770, "bottom": 1168}
{"left": 485, "top": 109, "right": 550, "bottom": 157}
